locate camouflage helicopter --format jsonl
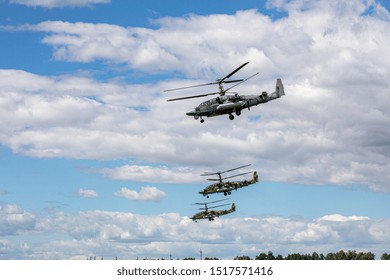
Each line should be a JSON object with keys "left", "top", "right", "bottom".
{"left": 190, "top": 198, "right": 236, "bottom": 222}
{"left": 165, "top": 62, "right": 285, "bottom": 123}
{"left": 199, "top": 164, "right": 258, "bottom": 198}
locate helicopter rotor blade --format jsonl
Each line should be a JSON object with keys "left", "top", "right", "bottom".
{"left": 202, "top": 164, "right": 251, "bottom": 176}
{"left": 164, "top": 82, "right": 216, "bottom": 92}
{"left": 221, "top": 171, "right": 252, "bottom": 181}
{"left": 207, "top": 178, "right": 222, "bottom": 181}
{"left": 167, "top": 92, "right": 219, "bottom": 102}
{"left": 164, "top": 78, "right": 244, "bottom": 93}
{"left": 222, "top": 79, "right": 244, "bottom": 84}
{"left": 225, "top": 72, "right": 259, "bottom": 92}
{"left": 201, "top": 171, "right": 219, "bottom": 176}
{"left": 194, "top": 198, "right": 230, "bottom": 206}
{"left": 207, "top": 171, "right": 252, "bottom": 181}
{"left": 220, "top": 62, "right": 249, "bottom": 82}
{"left": 222, "top": 164, "right": 252, "bottom": 174}
{"left": 206, "top": 203, "right": 231, "bottom": 210}
{"left": 208, "top": 198, "right": 230, "bottom": 204}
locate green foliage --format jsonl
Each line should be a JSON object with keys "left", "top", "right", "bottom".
{"left": 234, "top": 255, "right": 252, "bottom": 260}
{"left": 380, "top": 253, "right": 390, "bottom": 260}
{"left": 254, "top": 251, "right": 280, "bottom": 260}
{"left": 182, "top": 250, "right": 388, "bottom": 260}
{"left": 326, "top": 250, "right": 375, "bottom": 260}
{"left": 252, "top": 250, "right": 375, "bottom": 260}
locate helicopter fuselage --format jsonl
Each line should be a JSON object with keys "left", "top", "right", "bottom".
{"left": 190, "top": 203, "right": 236, "bottom": 222}
{"left": 186, "top": 78, "right": 284, "bottom": 122}
{"left": 186, "top": 94, "right": 266, "bottom": 120}
{"left": 165, "top": 62, "right": 285, "bottom": 122}
{"left": 199, "top": 171, "right": 259, "bottom": 197}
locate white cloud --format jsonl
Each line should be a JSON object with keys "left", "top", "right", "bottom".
{"left": 9, "top": 0, "right": 110, "bottom": 8}
{"left": 318, "top": 214, "right": 370, "bottom": 222}
{"left": 0, "top": 204, "right": 36, "bottom": 236}
{"left": 77, "top": 189, "right": 98, "bottom": 198}
{"left": 1, "top": 1, "right": 390, "bottom": 192}
{"left": 114, "top": 186, "right": 166, "bottom": 202}
{"left": 101, "top": 165, "right": 200, "bottom": 183}
{"left": 2, "top": 207, "right": 390, "bottom": 259}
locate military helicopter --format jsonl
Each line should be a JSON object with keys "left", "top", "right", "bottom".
{"left": 199, "top": 164, "right": 259, "bottom": 198}
{"left": 190, "top": 198, "right": 236, "bottom": 222}
{"left": 165, "top": 62, "right": 285, "bottom": 123}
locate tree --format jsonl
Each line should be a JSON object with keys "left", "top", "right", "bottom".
{"left": 275, "top": 254, "right": 284, "bottom": 260}
{"left": 381, "top": 253, "right": 390, "bottom": 260}
{"left": 325, "top": 252, "right": 336, "bottom": 260}
{"left": 255, "top": 252, "right": 268, "bottom": 260}
{"left": 234, "top": 255, "right": 252, "bottom": 260}
{"left": 326, "top": 250, "right": 375, "bottom": 260}
{"left": 255, "top": 251, "right": 276, "bottom": 260}
{"left": 311, "top": 252, "right": 324, "bottom": 260}
{"left": 267, "top": 251, "right": 276, "bottom": 260}
{"left": 336, "top": 250, "right": 348, "bottom": 260}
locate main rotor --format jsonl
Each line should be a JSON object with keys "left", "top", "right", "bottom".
{"left": 165, "top": 62, "right": 259, "bottom": 102}
{"left": 201, "top": 164, "right": 252, "bottom": 183}
{"left": 194, "top": 198, "right": 230, "bottom": 212}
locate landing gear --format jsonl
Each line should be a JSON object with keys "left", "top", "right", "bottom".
{"left": 229, "top": 114, "right": 234, "bottom": 120}
{"left": 194, "top": 115, "right": 204, "bottom": 123}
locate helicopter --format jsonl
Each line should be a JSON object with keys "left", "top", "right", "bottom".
{"left": 199, "top": 164, "right": 259, "bottom": 198}
{"left": 190, "top": 198, "right": 236, "bottom": 222}
{"left": 165, "top": 62, "right": 285, "bottom": 123}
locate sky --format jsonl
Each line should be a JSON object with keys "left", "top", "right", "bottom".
{"left": 1, "top": 0, "right": 390, "bottom": 260}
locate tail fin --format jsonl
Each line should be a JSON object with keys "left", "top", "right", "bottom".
{"left": 253, "top": 171, "right": 259, "bottom": 183}
{"left": 231, "top": 203, "right": 236, "bottom": 212}
{"left": 273, "top": 78, "right": 285, "bottom": 97}
{"left": 270, "top": 78, "right": 285, "bottom": 98}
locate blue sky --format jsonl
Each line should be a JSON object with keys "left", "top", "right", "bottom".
{"left": 1, "top": 0, "right": 390, "bottom": 260}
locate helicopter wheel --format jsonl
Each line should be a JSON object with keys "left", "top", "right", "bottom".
{"left": 236, "top": 110, "right": 241, "bottom": 116}
{"left": 224, "top": 192, "right": 227, "bottom": 196}
{"left": 200, "top": 118, "right": 204, "bottom": 123}
{"left": 228, "top": 191, "right": 231, "bottom": 195}
{"left": 229, "top": 114, "right": 234, "bottom": 120}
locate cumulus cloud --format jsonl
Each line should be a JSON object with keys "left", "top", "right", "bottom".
{"left": 0, "top": 204, "right": 36, "bottom": 236}
{"left": 1, "top": 0, "right": 390, "bottom": 193}
{"left": 1, "top": 207, "right": 389, "bottom": 259}
{"left": 77, "top": 189, "right": 98, "bottom": 198}
{"left": 9, "top": 0, "right": 110, "bottom": 8}
{"left": 114, "top": 186, "right": 166, "bottom": 202}
{"left": 318, "top": 214, "right": 370, "bottom": 222}
{"left": 101, "top": 165, "right": 200, "bottom": 183}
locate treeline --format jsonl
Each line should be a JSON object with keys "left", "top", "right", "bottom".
{"left": 232, "top": 250, "right": 389, "bottom": 260}
{"left": 91, "top": 250, "right": 390, "bottom": 260}
{"left": 182, "top": 250, "right": 390, "bottom": 260}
